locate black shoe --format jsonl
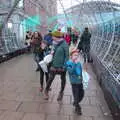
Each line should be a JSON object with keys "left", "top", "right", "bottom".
{"left": 73, "top": 102, "right": 75, "bottom": 106}
{"left": 48, "top": 88, "right": 52, "bottom": 91}
{"left": 36, "top": 68, "right": 39, "bottom": 72}
{"left": 75, "top": 105, "right": 82, "bottom": 115}
{"left": 57, "top": 92, "right": 64, "bottom": 101}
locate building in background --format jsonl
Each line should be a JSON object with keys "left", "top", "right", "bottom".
{"left": 24, "top": 0, "right": 57, "bottom": 34}
{"left": 0, "top": 0, "right": 57, "bottom": 55}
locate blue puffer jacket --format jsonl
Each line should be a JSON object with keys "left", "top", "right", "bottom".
{"left": 66, "top": 60, "right": 83, "bottom": 84}
{"left": 44, "top": 33, "right": 53, "bottom": 45}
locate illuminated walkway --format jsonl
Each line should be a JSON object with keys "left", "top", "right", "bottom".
{"left": 0, "top": 54, "right": 113, "bottom": 120}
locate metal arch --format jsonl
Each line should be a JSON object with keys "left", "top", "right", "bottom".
{"left": 106, "top": 3, "right": 120, "bottom": 64}
{"left": 101, "top": 0, "right": 116, "bottom": 62}
{"left": 93, "top": 0, "right": 109, "bottom": 56}
{"left": 73, "top": 0, "right": 96, "bottom": 31}
{"left": 89, "top": 0, "right": 102, "bottom": 50}
{"left": 1, "top": 0, "right": 22, "bottom": 33}
{"left": 58, "top": 0, "right": 70, "bottom": 27}
{"left": 74, "top": 0, "right": 85, "bottom": 29}
{"left": 27, "top": 0, "right": 50, "bottom": 17}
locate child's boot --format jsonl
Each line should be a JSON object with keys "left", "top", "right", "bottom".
{"left": 75, "top": 105, "right": 82, "bottom": 115}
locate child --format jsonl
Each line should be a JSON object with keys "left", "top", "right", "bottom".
{"left": 66, "top": 49, "right": 84, "bottom": 115}
{"left": 38, "top": 40, "right": 51, "bottom": 92}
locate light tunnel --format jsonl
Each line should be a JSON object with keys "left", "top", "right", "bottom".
{"left": 0, "top": 0, "right": 120, "bottom": 119}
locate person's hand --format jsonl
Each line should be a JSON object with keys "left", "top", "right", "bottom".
{"left": 50, "top": 50, "right": 54, "bottom": 55}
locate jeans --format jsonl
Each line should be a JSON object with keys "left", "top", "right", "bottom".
{"left": 72, "top": 83, "right": 84, "bottom": 106}
{"left": 45, "top": 68, "right": 66, "bottom": 93}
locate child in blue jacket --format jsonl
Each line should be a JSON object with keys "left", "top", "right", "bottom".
{"left": 66, "top": 49, "right": 84, "bottom": 115}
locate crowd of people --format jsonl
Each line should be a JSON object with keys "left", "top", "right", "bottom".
{"left": 25, "top": 27, "right": 91, "bottom": 115}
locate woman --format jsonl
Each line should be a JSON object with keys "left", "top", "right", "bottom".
{"left": 31, "top": 31, "right": 43, "bottom": 71}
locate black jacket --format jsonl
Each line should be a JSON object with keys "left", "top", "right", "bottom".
{"left": 80, "top": 31, "right": 91, "bottom": 45}
{"left": 78, "top": 31, "right": 91, "bottom": 50}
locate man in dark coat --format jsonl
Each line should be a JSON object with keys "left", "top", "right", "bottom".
{"left": 78, "top": 27, "right": 91, "bottom": 62}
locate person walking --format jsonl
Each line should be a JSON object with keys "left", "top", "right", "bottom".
{"left": 64, "top": 33, "right": 71, "bottom": 46}
{"left": 31, "top": 31, "right": 42, "bottom": 71}
{"left": 66, "top": 49, "right": 84, "bottom": 115}
{"left": 37, "top": 40, "right": 51, "bottom": 92}
{"left": 78, "top": 27, "right": 91, "bottom": 63}
{"left": 44, "top": 31, "right": 69, "bottom": 101}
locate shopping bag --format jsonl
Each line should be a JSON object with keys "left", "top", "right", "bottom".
{"left": 39, "top": 61, "right": 48, "bottom": 73}
{"left": 43, "top": 54, "right": 53, "bottom": 64}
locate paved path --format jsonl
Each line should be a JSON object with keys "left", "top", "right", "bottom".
{"left": 0, "top": 54, "right": 113, "bottom": 120}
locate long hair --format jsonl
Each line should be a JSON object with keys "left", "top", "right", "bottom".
{"left": 32, "top": 31, "right": 43, "bottom": 41}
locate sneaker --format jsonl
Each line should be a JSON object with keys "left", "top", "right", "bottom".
{"left": 75, "top": 105, "right": 82, "bottom": 115}
{"left": 57, "top": 92, "right": 64, "bottom": 101}
{"left": 44, "top": 91, "right": 49, "bottom": 100}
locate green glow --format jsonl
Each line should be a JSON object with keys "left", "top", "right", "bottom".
{"left": 20, "top": 13, "right": 81, "bottom": 32}
{"left": 21, "top": 15, "right": 41, "bottom": 32}
{"left": 52, "top": 24, "right": 59, "bottom": 31}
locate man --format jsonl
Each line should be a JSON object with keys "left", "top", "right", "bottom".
{"left": 44, "top": 31, "right": 69, "bottom": 101}
{"left": 78, "top": 27, "right": 91, "bottom": 62}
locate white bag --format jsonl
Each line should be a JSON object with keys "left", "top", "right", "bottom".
{"left": 43, "top": 54, "right": 53, "bottom": 64}
{"left": 39, "top": 54, "right": 53, "bottom": 73}
{"left": 39, "top": 61, "right": 48, "bottom": 73}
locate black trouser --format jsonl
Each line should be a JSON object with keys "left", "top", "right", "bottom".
{"left": 40, "top": 67, "right": 49, "bottom": 88}
{"left": 72, "top": 83, "right": 84, "bottom": 106}
{"left": 82, "top": 45, "right": 90, "bottom": 62}
{"left": 45, "top": 70, "right": 66, "bottom": 93}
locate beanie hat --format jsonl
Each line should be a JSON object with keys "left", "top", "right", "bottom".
{"left": 52, "top": 31, "right": 63, "bottom": 38}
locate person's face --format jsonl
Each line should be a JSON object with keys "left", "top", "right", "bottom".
{"left": 52, "top": 36, "right": 58, "bottom": 41}
{"left": 52, "top": 36, "right": 60, "bottom": 45}
{"left": 41, "top": 42, "right": 47, "bottom": 49}
{"left": 34, "top": 32, "right": 38, "bottom": 38}
{"left": 71, "top": 52, "right": 79, "bottom": 61}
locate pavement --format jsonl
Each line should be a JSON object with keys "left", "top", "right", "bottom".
{"left": 0, "top": 54, "right": 113, "bottom": 120}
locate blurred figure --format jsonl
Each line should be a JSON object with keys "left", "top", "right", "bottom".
{"left": 38, "top": 40, "right": 50, "bottom": 92}
{"left": 44, "top": 30, "right": 53, "bottom": 46}
{"left": 31, "top": 31, "right": 43, "bottom": 71}
{"left": 64, "top": 33, "right": 71, "bottom": 46}
{"left": 25, "top": 31, "right": 32, "bottom": 52}
{"left": 70, "top": 29, "right": 78, "bottom": 45}
{"left": 78, "top": 27, "right": 91, "bottom": 63}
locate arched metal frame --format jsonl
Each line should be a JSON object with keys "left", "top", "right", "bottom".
{"left": 0, "top": 0, "right": 120, "bottom": 83}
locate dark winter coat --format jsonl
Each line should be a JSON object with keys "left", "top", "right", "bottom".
{"left": 52, "top": 40, "right": 69, "bottom": 68}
